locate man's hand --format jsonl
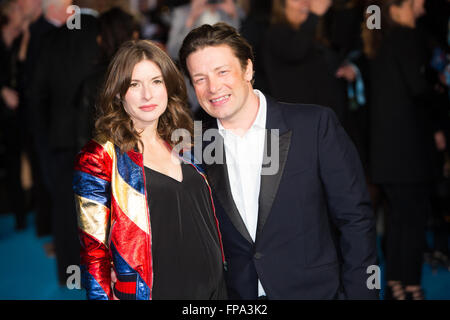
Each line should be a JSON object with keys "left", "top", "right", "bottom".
{"left": 1, "top": 87, "right": 19, "bottom": 110}
{"left": 310, "top": 0, "right": 332, "bottom": 16}
{"left": 216, "top": 0, "right": 238, "bottom": 18}
{"left": 434, "top": 130, "right": 446, "bottom": 151}
{"left": 336, "top": 64, "right": 357, "bottom": 82}
{"left": 186, "top": 0, "right": 209, "bottom": 28}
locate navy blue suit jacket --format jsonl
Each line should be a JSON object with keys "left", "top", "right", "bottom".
{"left": 203, "top": 97, "right": 379, "bottom": 299}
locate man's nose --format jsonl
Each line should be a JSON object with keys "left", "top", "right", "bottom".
{"left": 208, "top": 76, "right": 222, "bottom": 94}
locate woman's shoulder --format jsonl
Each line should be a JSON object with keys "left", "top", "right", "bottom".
{"left": 77, "top": 135, "right": 116, "bottom": 163}
{"left": 386, "top": 26, "right": 419, "bottom": 46}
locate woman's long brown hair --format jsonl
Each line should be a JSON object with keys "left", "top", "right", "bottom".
{"left": 94, "top": 40, "right": 193, "bottom": 153}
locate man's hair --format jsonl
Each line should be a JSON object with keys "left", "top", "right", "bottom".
{"left": 178, "top": 22, "right": 255, "bottom": 81}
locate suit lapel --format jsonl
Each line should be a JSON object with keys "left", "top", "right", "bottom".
{"left": 205, "top": 132, "right": 254, "bottom": 244}
{"left": 256, "top": 98, "right": 292, "bottom": 242}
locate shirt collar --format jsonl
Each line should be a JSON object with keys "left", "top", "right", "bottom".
{"left": 217, "top": 89, "right": 267, "bottom": 135}
{"left": 80, "top": 8, "right": 99, "bottom": 18}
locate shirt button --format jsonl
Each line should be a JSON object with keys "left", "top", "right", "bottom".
{"left": 254, "top": 252, "right": 263, "bottom": 260}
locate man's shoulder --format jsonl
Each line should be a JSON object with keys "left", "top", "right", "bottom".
{"left": 266, "top": 96, "right": 334, "bottom": 124}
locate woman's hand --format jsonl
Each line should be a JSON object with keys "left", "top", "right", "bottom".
{"left": 110, "top": 267, "right": 120, "bottom": 300}
{"left": 309, "top": 0, "right": 332, "bottom": 16}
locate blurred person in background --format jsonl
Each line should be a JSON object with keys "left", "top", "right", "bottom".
{"left": 0, "top": 0, "right": 26, "bottom": 230}
{"left": 166, "top": 0, "right": 242, "bottom": 60}
{"left": 17, "top": 0, "right": 72, "bottom": 239}
{"left": 166, "top": 0, "right": 243, "bottom": 119}
{"left": 30, "top": 0, "right": 102, "bottom": 285}
{"left": 130, "top": 0, "right": 171, "bottom": 45}
{"left": 263, "top": 0, "right": 352, "bottom": 125}
{"left": 239, "top": 0, "right": 272, "bottom": 93}
{"left": 414, "top": 0, "right": 450, "bottom": 271}
{"left": 362, "top": 0, "right": 435, "bottom": 300}
{"left": 76, "top": 6, "right": 140, "bottom": 151}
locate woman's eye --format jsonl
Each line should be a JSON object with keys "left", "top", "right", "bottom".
{"left": 153, "top": 79, "right": 163, "bottom": 84}
{"left": 129, "top": 82, "right": 139, "bottom": 88}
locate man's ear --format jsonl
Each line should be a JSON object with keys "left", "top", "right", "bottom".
{"left": 244, "top": 59, "right": 253, "bottom": 82}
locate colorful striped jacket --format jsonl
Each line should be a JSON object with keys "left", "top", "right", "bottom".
{"left": 73, "top": 137, "right": 225, "bottom": 300}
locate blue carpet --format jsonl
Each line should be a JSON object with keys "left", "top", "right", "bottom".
{"left": 0, "top": 212, "right": 448, "bottom": 299}
{"left": 0, "top": 213, "right": 85, "bottom": 300}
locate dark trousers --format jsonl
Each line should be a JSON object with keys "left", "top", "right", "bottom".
{"left": 48, "top": 148, "right": 80, "bottom": 285}
{"left": 382, "top": 183, "right": 430, "bottom": 286}
{"left": 2, "top": 112, "right": 26, "bottom": 228}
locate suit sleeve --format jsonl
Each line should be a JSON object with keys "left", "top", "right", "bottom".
{"left": 73, "top": 140, "right": 113, "bottom": 300}
{"left": 28, "top": 33, "right": 52, "bottom": 147}
{"left": 392, "top": 29, "right": 429, "bottom": 99}
{"left": 317, "top": 108, "right": 379, "bottom": 299}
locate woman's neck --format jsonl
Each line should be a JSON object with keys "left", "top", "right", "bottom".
{"left": 2, "top": 26, "right": 19, "bottom": 48}
{"left": 138, "top": 122, "right": 164, "bottom": 151}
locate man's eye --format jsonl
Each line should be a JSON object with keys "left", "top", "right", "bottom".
{"left": 194, "top": 78, "right": 205, "bottom": 84}
{"left": 219, "top": 70, "right": 228, "bottom": 75}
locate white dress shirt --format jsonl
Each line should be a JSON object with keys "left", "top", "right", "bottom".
{"left": 217, "top": 90, "right": 267, "bottom": 297}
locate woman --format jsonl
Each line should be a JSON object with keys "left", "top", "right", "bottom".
{"left": 0, "top": 0, "right": 26, "bottom": 230}
{"left": 73, "top": 40, "right": 227, "bottom": 300}
{"left": 363, "top": 0, "right": 433, "bottom": 300}
{"left": 262, "top": 0, "right": 353, "bottom": 124}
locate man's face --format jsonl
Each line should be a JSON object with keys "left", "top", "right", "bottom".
{"left": 17, "top": 0, "right": 41, "bottom": 19}
{"left": 186, "top": 45, "right": 253, "bottom": 128}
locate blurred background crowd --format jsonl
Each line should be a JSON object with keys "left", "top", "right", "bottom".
{"left": 0, "top": 0, "right": 449, "bottom": 299}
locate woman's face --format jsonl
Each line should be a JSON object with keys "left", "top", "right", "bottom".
{"left": 390, "top": 0, "right": 416, "bottom": 28}
{"left": 123, "top": 59, "right": 169, "bottom": 131}
{"left": 7, "top": 2, "right": 24, "bottom": 30}
{"left": 284, "top": 0, "right": 310, "bottom": 25}
{"left": 285, "top": 0, "right": 310, "bottom": 15}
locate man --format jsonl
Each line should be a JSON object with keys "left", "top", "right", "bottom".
{"left": 178, "top": 22, "right": 379, "bottom": 299}
{"left": 19, "top": 0, "right": 73, "bottom": 238}
{"left": 30, "top": 0, "right": 100, "bottom": 285}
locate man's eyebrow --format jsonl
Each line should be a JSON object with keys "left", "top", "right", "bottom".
{"left": 192, "top": 65, "right": 230, "bottom": 78}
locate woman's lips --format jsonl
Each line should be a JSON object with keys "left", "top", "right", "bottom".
{"left": 139, "top": 104, "right": 157, "bottom": 111}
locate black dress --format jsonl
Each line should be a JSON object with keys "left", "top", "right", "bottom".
{"left": 145, "top": 163, "right": 227, "bottom": 300}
